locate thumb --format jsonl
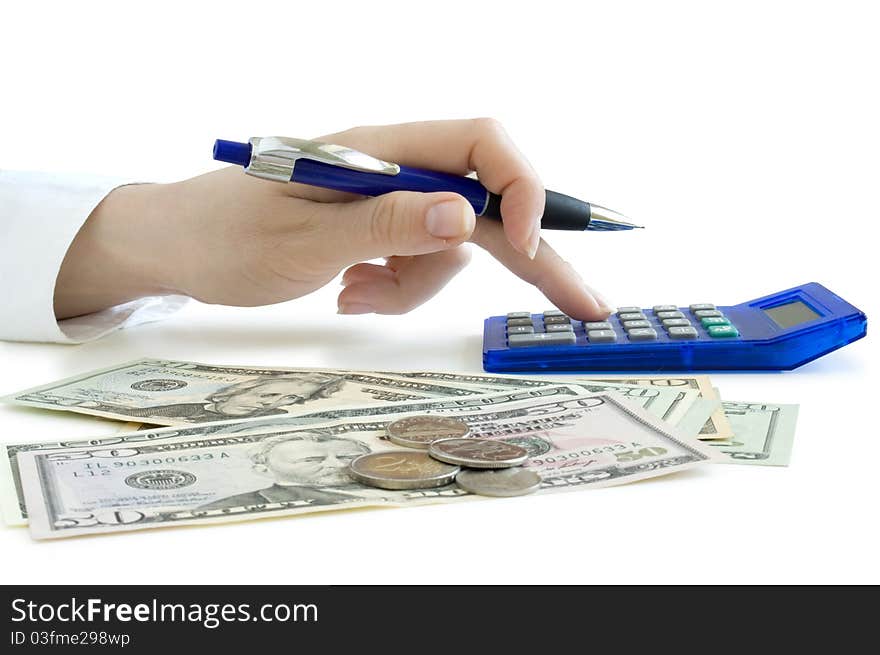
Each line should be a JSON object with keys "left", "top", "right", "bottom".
{"left": 329, "top": 191, "right": 476, "bottom": 262}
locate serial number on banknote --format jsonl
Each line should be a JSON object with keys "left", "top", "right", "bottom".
{"left": 58, "top": 452, "right": 232, "bottom": 469}
{"left": 531, "top": 445, "right": 668, "bottom": 467}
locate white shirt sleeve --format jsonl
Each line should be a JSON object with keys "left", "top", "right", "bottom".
{"left": 0, "top": 170, "right": 189, "bottom": 344}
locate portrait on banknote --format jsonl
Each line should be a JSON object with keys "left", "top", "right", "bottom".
{"left": 4, "top": 360, "right": 491, "bottom": 425}
{"left": 97, "top": 372, "right": 348, "bottom": 421}
{"left": 197, "top": 432, "right": 372, "bottom": 510}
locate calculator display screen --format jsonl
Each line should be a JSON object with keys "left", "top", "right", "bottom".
{"left": 764, "top": 301, "right": 821, "bottom": 328}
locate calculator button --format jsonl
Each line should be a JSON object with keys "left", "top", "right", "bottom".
{"left": 707, "top": 325, "right": 739, "bottom": 338}
{"left": 655, "top": 310, "right": 685, "bottom": 320}
{"left": 700, "top": 316, "right": 731, "bottom": 328}
{"left": 693, "top": 309, "right": 722, "bottom": 318}
{"left": 508, "top": 332, "right": 576, "bottom": 347}
{"left": 543, "top": 310, "right": 566, "bottom": 317}
{"left": 661, "top": 318, "right": 692, "bottom": 328}
{"left": 506, "top": 312, "right": 531, "bottom": 319}
{"left": 689, "top": 304, "right": 716, "bottom": 312}
{"left": 667, "top": 326, "right": 699, "bottom": 340}
{"left": 618, "top": 313, "right": 647, "bottom": 322}
{"left": 584, "top": 322, "right": 612, "bottom": 331}
{"left": 545, "top": 323, "right": 574, "bottom": 332}
{"left": 652, "top": 305, "right": 678, "bottom": 313}
{"left": 623, "top": 320, "right": 651, "bottom": 329}
{"left": 587, "top": 329, "right": 617, "bottom": 343}
{"left": 543, "top": 315, "right": 571, "bottom": 325}
{"left": 627, "top": 328, "right": 658, "bottom": 341}
{"left": 507, "top": 325, "right": 534, "bottom": 334}
{"left": 615, "top": 307, "right": 641, "bottom": 314}
{"left": 506, "top": 317, "right": 534, "bottom": 327}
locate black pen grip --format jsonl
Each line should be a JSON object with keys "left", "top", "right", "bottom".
{"left": 481, "top": 190, "right": 591, "bottom": 231}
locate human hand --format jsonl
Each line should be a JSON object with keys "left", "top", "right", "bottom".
{"left": 54, "top": 119, "right": 613, "bottom": 321}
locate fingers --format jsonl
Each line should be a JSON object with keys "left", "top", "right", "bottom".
{"left": 338, "top": 247, "right": 472, "bottom": 314}
{"left": 470, "top": 219, "right": 614, "bottom": 322}
{"left": 306, "top": 190, "right": 476, "bottom": 265}
{"left": 312, "top": 119, "right": 544, "bottom": 258}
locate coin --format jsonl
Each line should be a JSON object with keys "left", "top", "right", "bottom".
{"left": 386, "top": 415, "right": 470, "bottom": 449}
{"left": 428, "top": 438, "right": 529, "bottom": 469}
{"left": 348, "top": 451, "right": 460, "bottom": 490}
{"left": 456, "top": 468, "right": 542, "bottom": 497}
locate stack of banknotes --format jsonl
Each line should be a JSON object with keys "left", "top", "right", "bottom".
{"left": 0, "top": 359, "right": 798, "bottom": 539}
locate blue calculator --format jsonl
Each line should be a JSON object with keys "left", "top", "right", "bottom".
{"left": 482, "top": 282, "right": 867, "bottom": 372}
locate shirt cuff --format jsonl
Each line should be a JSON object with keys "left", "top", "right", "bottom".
{"left": 57, "top": 294, "right": 190, "bottom": 343}
{"left": 0, "top": 170, "right": 189, "bottom": 344}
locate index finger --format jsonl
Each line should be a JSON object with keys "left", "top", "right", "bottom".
{"left": 317, "top": 119, "right": 545, "bottom": 258}
{"left": 470, "top": 218, "right": 613, "bottom": 322}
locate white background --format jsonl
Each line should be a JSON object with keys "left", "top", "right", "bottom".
{"left": 1, "top": 1, "right": 877, "bottom": 584}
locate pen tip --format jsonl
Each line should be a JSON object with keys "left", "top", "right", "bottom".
{"left": 587, "top": 203, "right": 643, "bottom": 231}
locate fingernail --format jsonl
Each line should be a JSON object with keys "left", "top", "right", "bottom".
{"left": 525, "top": 222, "right": 541, "bottom": 260}
{"left": 590, "top": 289, "right": 615, "bottom": 314}
{"left": 596, "top": 294, "right": 615, "bottom": 314}
{"left": 338, "top": 303, "right": 375, "bottom": 315}
{"left": 580, "top": 281, "right": 614, "bottom": 315}
{"left": 426, "top": 200, "right": 471, "bottom": 239}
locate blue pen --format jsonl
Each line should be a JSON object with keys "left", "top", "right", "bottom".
{"left": 213, "top": 136, "right": 640, "bottom": 231}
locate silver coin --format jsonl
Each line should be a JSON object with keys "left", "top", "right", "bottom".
{"left": 428, "top": 438, "right": 529, "bottom": 469}
{"left": 348, "top": 451, "right": 460, "bottom": 490}
{"left": 386, "top": 415, "right": 470, "bottom": 449}
{"left": 456, "top": 468, "right": 542, "bottom": 497}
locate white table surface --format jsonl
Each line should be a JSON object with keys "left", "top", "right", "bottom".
{"left": 1, "top": 1, "right": 877, "bottom": 585}
{"left": 1, "top": 246, "right": 876, "bottom": 584}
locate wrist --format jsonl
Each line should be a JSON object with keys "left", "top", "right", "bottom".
{"left": 54, "top": 182, "right": 186, "bottom": 319}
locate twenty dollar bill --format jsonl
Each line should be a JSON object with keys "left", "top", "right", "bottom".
{"left": 709, "top": 401, "right": 799, "bottom": 465}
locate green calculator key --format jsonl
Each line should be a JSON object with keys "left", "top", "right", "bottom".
{"left": 707, "top": 324, "right": 739, "bottom": 338}
{"left": 701, "top": 316, "right": 731, "bottom": 328}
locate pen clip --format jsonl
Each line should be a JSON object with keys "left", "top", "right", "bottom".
{"left": 245, "top": 136, "right": 400, "bottom": 182}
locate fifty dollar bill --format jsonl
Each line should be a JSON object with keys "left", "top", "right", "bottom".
{"left": 14, "top": 386, "right": 720, "bottom": 539}
{"left": 1, "top": 382, "right": 696, "bottom": 525}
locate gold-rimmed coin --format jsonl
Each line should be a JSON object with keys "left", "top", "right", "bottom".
{"left": 348, "top": 451, "right": 459, "bottom": 490}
